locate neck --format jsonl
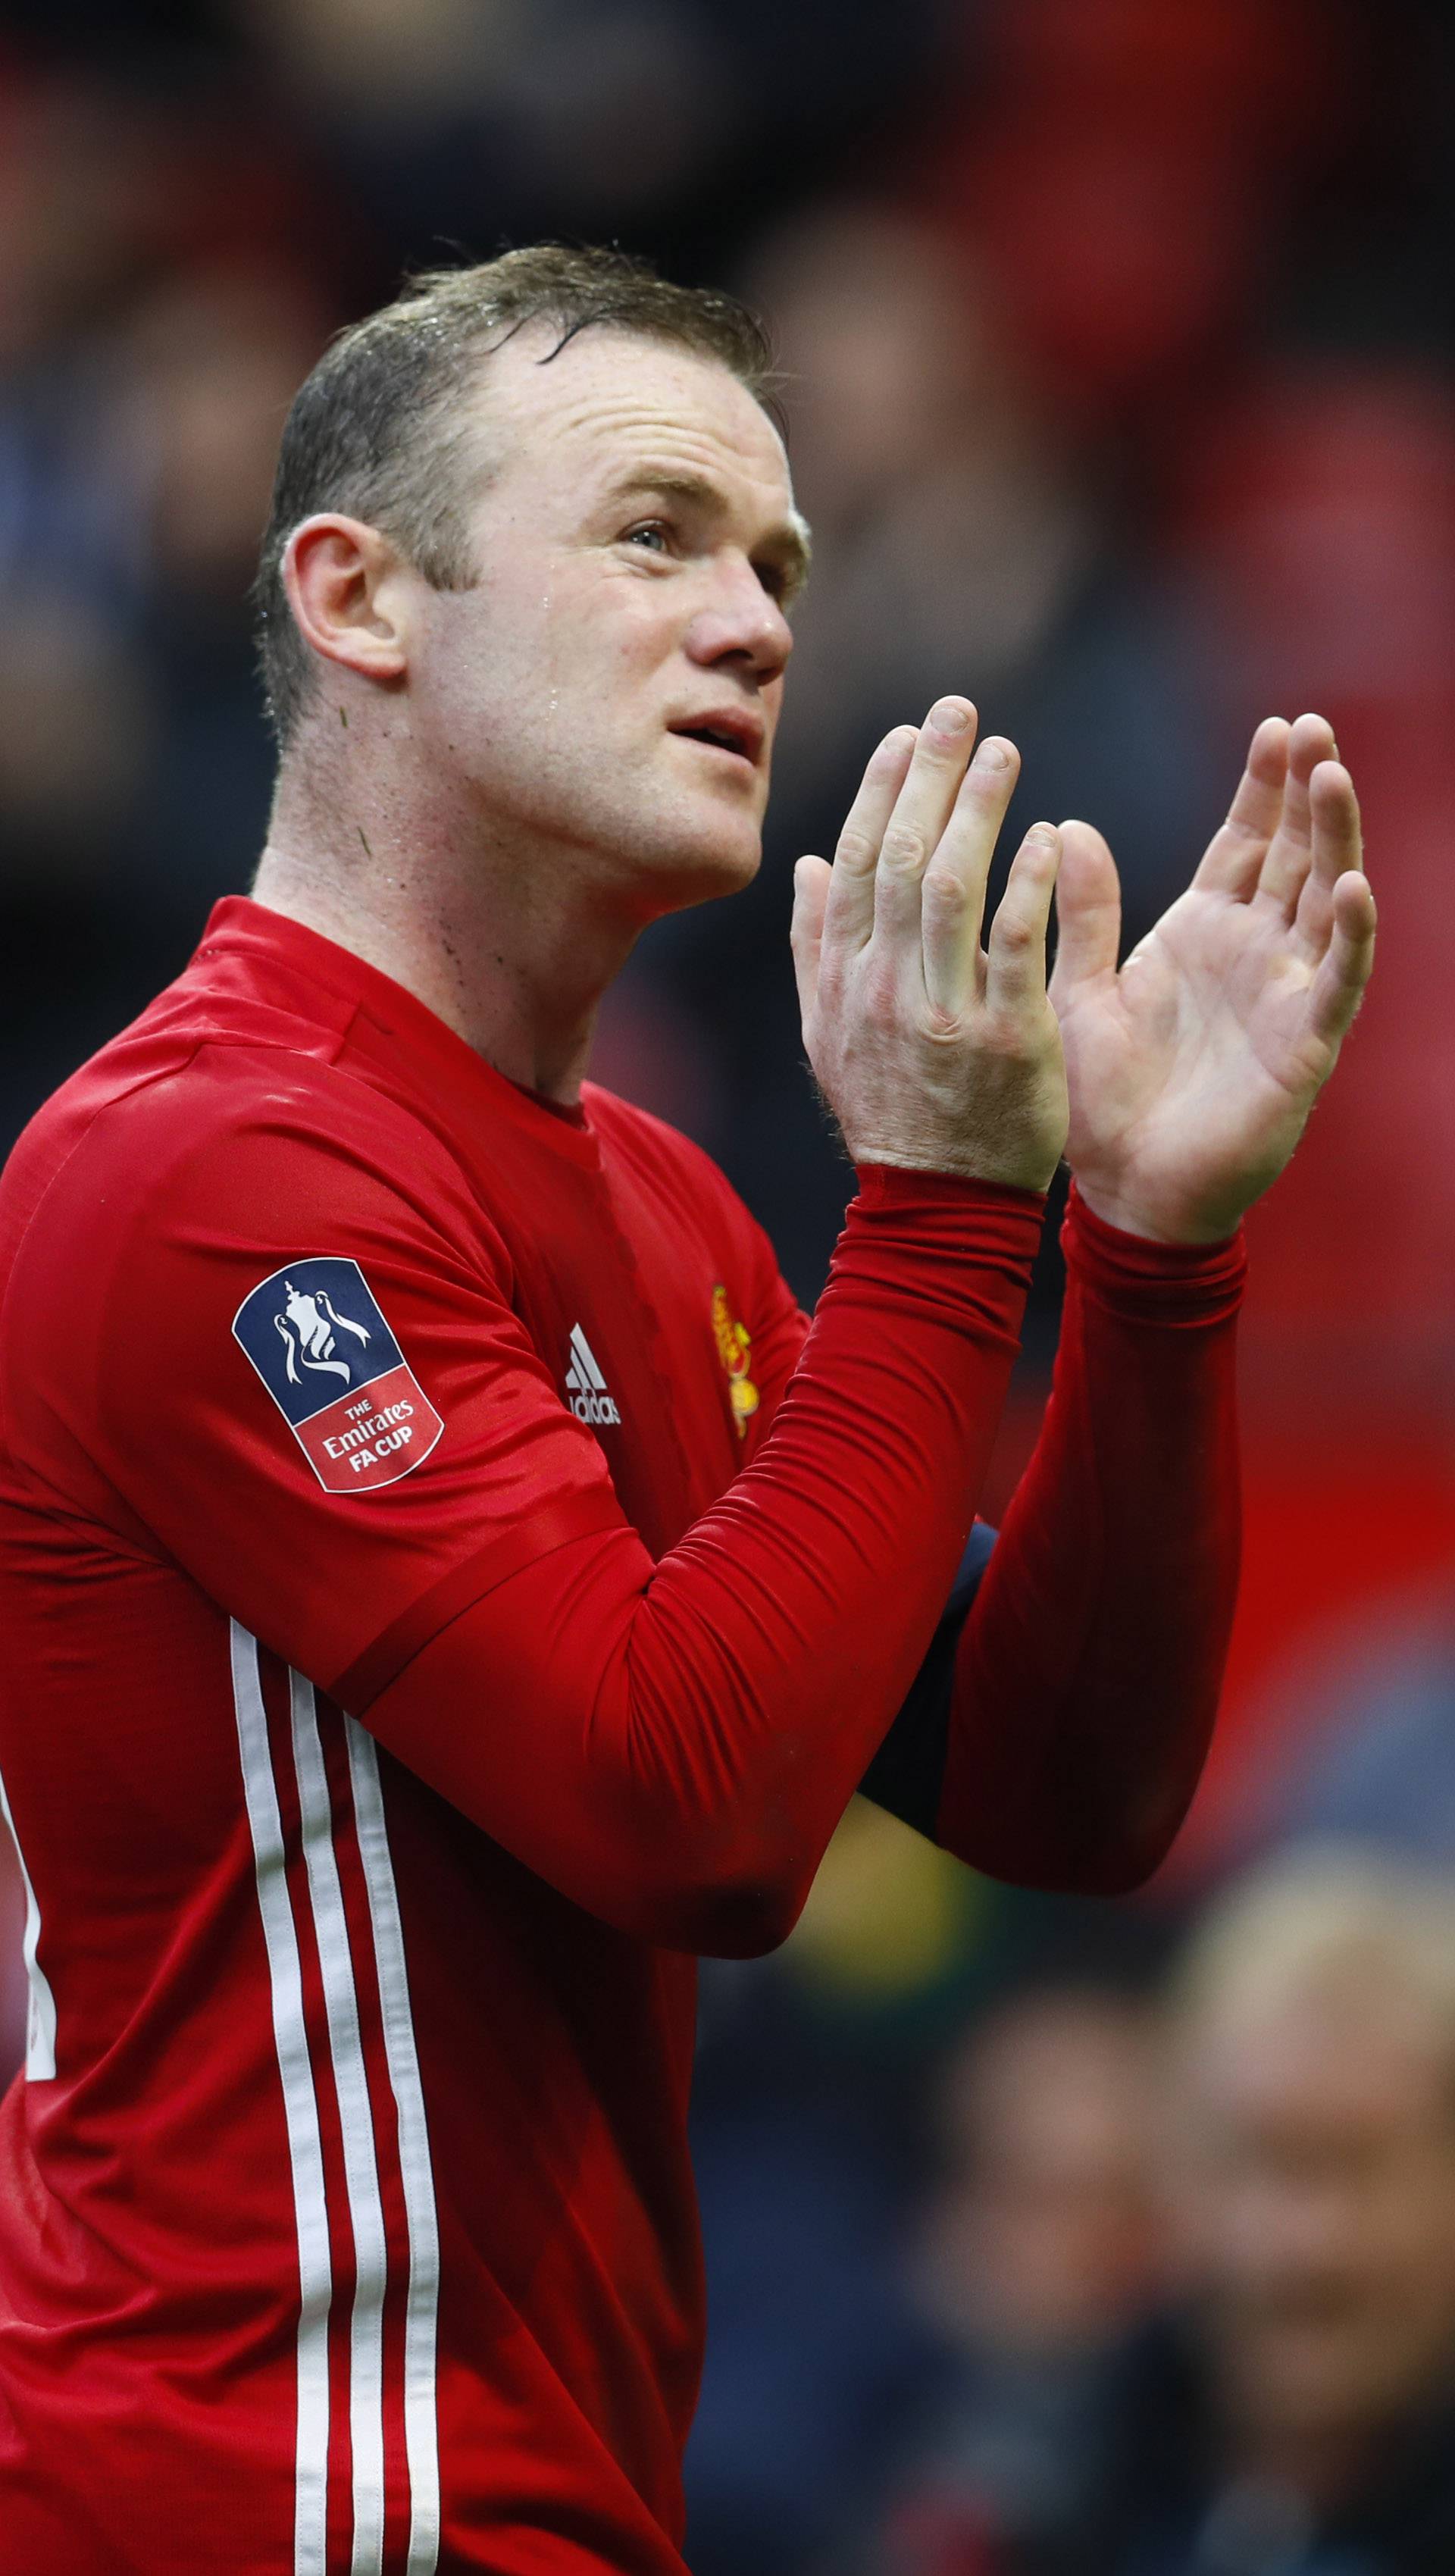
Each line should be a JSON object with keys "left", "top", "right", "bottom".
{"left": 252, "top": 741, "right": 640, "bottom": 1103}
{"left": 1217, "top": 2349, "right": 1455, "bottom": 2518}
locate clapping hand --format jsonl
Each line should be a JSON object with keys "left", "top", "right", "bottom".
{"left": 792, "top": 701, "right": 1069, "bottom": 1191}
{"left": 1048, "top": 714, "right": 1376, "bottom": 1242}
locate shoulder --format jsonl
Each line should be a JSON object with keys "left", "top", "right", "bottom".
{"left": 14, "top": 1031, "right": 470, "bottom": 1240}
{"left": 0, "top": 1031, "right": 497, "bottom": 1389}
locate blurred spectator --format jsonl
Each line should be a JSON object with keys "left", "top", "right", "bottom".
{"left": 1114, "top": 1849, "right": 1455, "bottom": 2576}
{"left": 901, "top": 1851, "right": 1455, "bottom": 2576}
{"left": 912, "top": 1993, "right": 1162, "bottom": 2370}
{"left": 870, "top": 1990, "right": 1163, "bottom": 2574}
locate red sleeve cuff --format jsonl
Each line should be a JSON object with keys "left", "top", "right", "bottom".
{"left": 1062, "top": 1180, "right": 1247, "bottom": 1324}
{"left": 853, "top": 1164, "right": 1047, "bottom": 1222}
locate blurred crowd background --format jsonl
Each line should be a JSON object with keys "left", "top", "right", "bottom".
{"left": 1, "top": 2, "right": 1452, "bottom": 2568}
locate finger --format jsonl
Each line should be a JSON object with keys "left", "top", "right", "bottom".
{"left": 985, "top": 825, "right": 1061, "bottom": 1016}
{"left": 1192, "top": 717, "right": 1290, "bottom": 896}
{"left": 1291, "top": 755, "right": 1362, "bottom": 950}
{"left": 1047, "top": 819, "right": 1121, "bottom": 1004}
{"left": 790, "top": 853, "right": 831, "bottom": 1025}
{"left": 1254, "top": 712, "right": 1336, "bottom": 918}
{"left": 871, "top": 696, "right": 980, "bottom": 952}
{"left": 1307, "top": 870, "right": 1376, "bottom": 1050}
{"left": 920, "top": 735, "right": 1021, "bottom": 1017}
{"left": 821, "top": 725, "right": 918, "bottom": 953}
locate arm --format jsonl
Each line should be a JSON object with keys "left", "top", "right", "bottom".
{"left": 363, "top": 1173, "right": 1041, "bottom": 1957}
{"left": 937, "top": 1188, "right": 1244, "bottom": 1890}
{"left": 863, "top": 712, "right": 1375, "bottom": 1883}
{"left": 23, "top": 1080, "right": 1043, "bottom": 1960}
{"left": 856, "top": 1196, "right": 1243, "bottom": 1889}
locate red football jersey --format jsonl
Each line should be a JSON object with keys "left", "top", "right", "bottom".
{"left": 0, "top": 889, "right": 1247, "bottom": 2572}
{"left": 0, "top": 899, "right": 818, "bottom": 2574}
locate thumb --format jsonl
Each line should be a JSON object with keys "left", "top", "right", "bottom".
{"left": 790, "top": 853, "right": 831, "bottom": 1030}
{"left": 1049, "top": 819, "right": 1122, "bottom": 1005}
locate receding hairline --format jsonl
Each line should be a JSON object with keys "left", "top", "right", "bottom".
{"left": 253, "top": 245, "right": 789, "bottom": 746}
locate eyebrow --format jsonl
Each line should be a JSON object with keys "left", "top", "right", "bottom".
{"left": 599, "top": 465, "right": 812, "bottom": 600}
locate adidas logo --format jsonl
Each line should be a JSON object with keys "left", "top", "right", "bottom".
{"left": 564, "top": 1323, "right": 621, "bottom": 1427}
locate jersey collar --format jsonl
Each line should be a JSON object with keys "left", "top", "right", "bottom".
{"left": 195, "top": 896, "right": 602, "bottom": 1164}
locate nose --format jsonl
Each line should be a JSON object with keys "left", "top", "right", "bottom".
{"left": 684, "top": 555, "right": 793, "bottom": 686}
{"left": 1224, "top": 2172, "right": 1357, "bottom": 2290}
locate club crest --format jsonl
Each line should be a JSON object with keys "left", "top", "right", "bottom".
{"left": 233, "top": 1257, "right": 443, "bottom": 1494}
{"left": 711, "top": 1285, "right": 759, "bottom": 1439}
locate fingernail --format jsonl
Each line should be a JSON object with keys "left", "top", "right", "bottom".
{"left": 930, "top": 698, "right": 972, "bottom": 734}
{"left": 977, "top": 739, "right": 1011, "bottom": 769}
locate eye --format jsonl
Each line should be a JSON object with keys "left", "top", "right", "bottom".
{"left": 623, "top": 520, "right": 672, "bottom": 556}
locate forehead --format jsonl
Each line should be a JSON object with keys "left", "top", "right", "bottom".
{"left": 471, "top": 321, "right": 796, "bottom": 521}
{"left": 1194, "top": 1999, "right": 1453, "bottom": 2146}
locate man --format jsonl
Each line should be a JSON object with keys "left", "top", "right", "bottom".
{"left": 0, "top": 247, "right": 1373, "bottom": 2573}
{"left": 1080, "top": 1851, "right": 1455, "bottom": 2576}
{"left": 871, "top": 1854, "right": 1455, "bottom": 2576}
{"left": 868, "top": 1989, "right": 1163, "bottom": 2576}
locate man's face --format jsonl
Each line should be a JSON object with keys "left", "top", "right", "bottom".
{"left": 1171, "top": 1995, "right": 1455, "bottom": 2443}
{"left": 402, "top": 325, "right": 806, "bottom": 917}
{"left": 931, "top": 1999, "right": 1160, "bottom": 2358}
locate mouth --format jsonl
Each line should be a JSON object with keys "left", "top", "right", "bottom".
{"left": 668, "top": 712, "right": 764, "bottom": 769}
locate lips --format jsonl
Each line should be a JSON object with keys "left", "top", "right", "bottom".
{"left": 668, "top": 710, "right": 764, "bottom": 767}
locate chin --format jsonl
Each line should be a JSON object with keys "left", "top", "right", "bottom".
{"left": 624, "top": 809, "right": 764, "bottom": 912}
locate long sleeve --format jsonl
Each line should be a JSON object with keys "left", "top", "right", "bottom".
{"left": 931, "top": 1185, "right": 1247, "bottom": 1892}
{"left": 361, "top": 1172, "right": 1045, "bottom": 1954}
{"left": 20, "top": 1040, "right": 1050, "bottom": 1961}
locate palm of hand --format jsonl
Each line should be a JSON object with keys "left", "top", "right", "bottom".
{"left": 1049, "top": 715, "right": 1376, "bottom": 1244}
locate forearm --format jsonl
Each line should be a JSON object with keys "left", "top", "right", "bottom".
{"left": 365, "top": 1172, "right": 1044, "bottom": 1952}
{"left": 934, "top": 1185, "right": 1246, "bottom": 1892}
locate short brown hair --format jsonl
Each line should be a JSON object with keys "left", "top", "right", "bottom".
{"left": 252, "top": 243, "right": 778, "bottom": 747}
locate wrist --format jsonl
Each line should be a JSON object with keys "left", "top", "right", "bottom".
{"left": 836, "top": 1168, "right": 1047, "bottom": 1341}
{"left": 1062, "top": 1182, "right": 1247, "bottom": 1322}
{"left": 1069, "top": 1173, "right": 1243, "bottom": 1247}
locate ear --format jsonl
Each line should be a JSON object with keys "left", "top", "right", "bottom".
{"left": 282, "top": 514, "right": 411, "bottom": 690}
